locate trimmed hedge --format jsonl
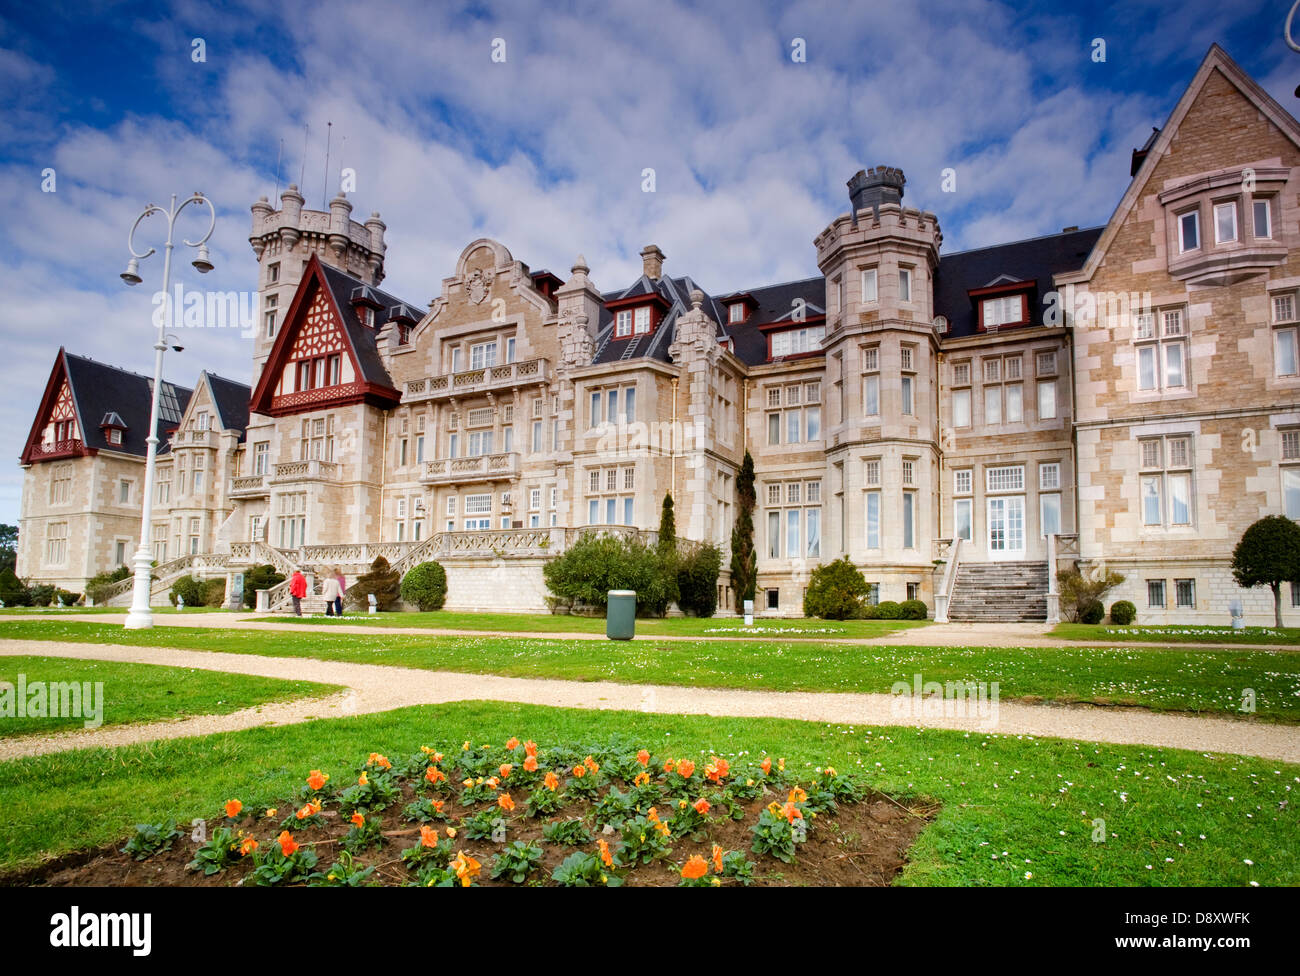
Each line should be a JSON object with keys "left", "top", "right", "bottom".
{"left": 898, "top": 599, "right": 929, "bottom": 620}
{"left": 1080, "top": 601, "right": 1105, "bottom": 624}
{"left": 676, "top": 544, "right": 722, "bottom": 618}
{"left": 401, "top": 561, "right": 448, "bottom": 612}
{"left": 803, "top": 558, "right": 870, "bottom": 620}
{"left": 1109, "top": 600, "right": 1136, "bottom": 625}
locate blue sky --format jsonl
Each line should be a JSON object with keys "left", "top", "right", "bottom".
{"left": 0, "top": 0, "right": 1292, "bottom": 525}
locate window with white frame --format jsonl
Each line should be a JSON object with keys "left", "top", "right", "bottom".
{"left": 45, "top": 521, "right": 67, "bottom": 565}
{"left": 1035, "top": 350, "right": 1057, "bottom": 376}
{"left": 901, "top": 347, "right": 915, "bottom": 416}
{"left": 464, "top": 493, "right": 491, "bottom": 515}
{"left": 1213, "top": 200, "right": 1237, "bottom": 244}
{"left": 860, "top": 267, "right": 878, "bottom": 304}
{"left": 264, "top": 294, "right": 278, "bottom": 339}
{"left": 155, "top": 467, "right": 171, "bottom": 504}
{"left": 902, "top": 490, "right": 916, "bottom": 549}
{"left": 767, "top": 382, "right": 820, "bottom": 444}
{"left": 1134, "top": 307, "right": 1188, "bottom": 392}
{"left": 1147, "top": 579, "right": 1166, "bottom": 608}
{"left": 982, "top": 294, "right": 1025, "bottom": 328}
{"left": 765, "top": 480, "right": 821, "bottom": 559}
{"left": 615, "top": 309, "right": 632, "bottom": 338}
{"left": 865, "top": 458, "right": 881, "bottom": 486}
{"left": 586, "top": 466, "right": 634, "bottom": 526}
{"left": 770, "top": 325, "right": 825, "bottom": 358}
{"left": 729, "top": 303, "right": 744, "bottom": 323}
{"left": 863, "top": 346, "right": 880, "bottom": 417}
{"left": 50, "top": 463, "right": 72, "bottom": 505}
{"left": 1139, "top": 435, "right": 1193, "bottom": 527}
{"left": 1274, "top": 292, "right": 1298, "bottom": 377}
{"left": 119, "top": 479, "right": 131, "bottom": 504}
{"left": 1281, "top": 428, "right": 1300, "bottom": 519}
{"left": 300, "top": 415, "right": 335, "bottom": 461}
{"left": 1253, "top": 197, "right": 1273, "bottom": 239}
{"left": 1175, "top": 578, "right": 1195, "bottom": 609}
{"left": 1039, "top": 462, "right": 1060, "bottom": 490}
{"left": 1037, "top": 379, "right": 1058, "bottom": 420}
{"left": 633, "top": 306, "right": 651, "bottom": 334}
{"left": 898, "top": 268, "right": 912, "bottom": 302}
{"left": 277, "top": 492, "right": 307, "bottom": 548}
{"left": 987, "top": 465, "right": 1024, "bottom": 493}
{"left": 1178, "top": 209, "right": 1199, "bottom": 253}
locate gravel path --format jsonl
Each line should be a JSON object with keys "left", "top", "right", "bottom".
{"left": 2, "top": 638, "right": 1297, "bottom": 764}
{"left": 24, "top": 613, "right": 1300, "bottom": 653}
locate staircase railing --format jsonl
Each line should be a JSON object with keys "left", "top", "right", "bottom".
{"left": 1044, "top": 533, "right": 1061, "bottom": 625}
{"left": 933, "top": 537, "right": 962, "bottom": 623}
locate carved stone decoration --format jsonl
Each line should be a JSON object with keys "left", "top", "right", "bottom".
{"left": 466, "top": 268, "right": 491, "bottom": 305}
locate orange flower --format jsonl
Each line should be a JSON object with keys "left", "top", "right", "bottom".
{"left": 351, "top": 811, "right": 365, "bottom": 828}
{"left": 677, "top": 759, "right": 696, "bottom": 779}
{"left": 462, "top": 778, "right": 475, "bottom": 789}
{"left": 506, "top": 736, "right": 520, "bottom": 750}
{"left": 306, "top": 769, "right": 329, "bottom": 791}
{"left": 634, "top": 771, "right": 651, "bottom": 787}
{"left": 637, "top": 748, "right": 650, "bottom": 766}
{"left": 277, "top": 830, "right": 299, "bottom": 857}
{"left": 358, "top": 772, "right": 369, "bottom": 787}
{"left": 823, "top": 766, "right": 838, "bottom": 777}
{"left": 693, "top": 797, "right": 711, "bottom": 815}
{"left": 544, "top": 771, "right": 560, "bottom": 791}
{"left": 296, "top": 803, "right": 314, "bottom": 820}
{"left": 368, "top": 752, "right": 391, "bottom": 769}
{"left": 432, "top": 799, "right": 445, "bottom": 813}
{"left": 711, "top": 844, "right": 724, "bottom": 873}
{"left": 706, "top": 757, "right": 730, "bottom": 782}
{"left": 597, "top": 838, "right": 614, "bottom": 867}
{"left": 584, "top": 756, "right": 599, "bottom": 774}
{"left": 452, "top": 851, "right": 481, "bottom": 887}
{"left": 486, "top": 777, "right": 499, "bottom": 789}
{"left": 426, "top": 766, "right": 446, "bottom": 785}
{"left": 524, "top": 740, "right": 538, "bottom": 757}
{"left": 499, "top": 763, "right": 513, "bottom": 779}
{"left": 663, "top": 759, "right": 676, "bottom": 773}
{"left": 420, "top": 825, "right": 440, "bottom": 848}
{"left": 238, "top": 836, "right": 258, "bottom": 857}
{"left": 761, "top": 757, "right": 772, "bottom": 776}
{"left": 778, "top": 758, "right": 786, "bottom": 772}
{"left": 523, "top": 755, "right": 539, "bottom": 772}
{"left": 788, "top": 787, "right": 808, "bottom": 804}
{"left": 681, "top": 855, "right": 708, "bottom": 879}
{"left": 572, "top": 764, "right": 586, "bottom": 779}
{"left": 782, "top": 802, "right": 803, "bottom": 824}
{"left": 224, "top": 799, "right": 242, "bottom": 819}
{"left": 646, "top": 806, "right": 660, "bottom": 824}
{"left": 497, "top": 792, "right": 516, "bottom": 812}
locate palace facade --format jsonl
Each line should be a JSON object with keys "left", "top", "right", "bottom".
{"left": 16, "top": 46, "right": 1300, "bottom": 623}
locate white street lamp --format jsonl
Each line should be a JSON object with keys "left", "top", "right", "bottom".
{"left": 120, "top": 192, "right": 216, "bottom": 630}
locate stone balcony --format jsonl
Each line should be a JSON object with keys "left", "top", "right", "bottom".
{"left": 420, "top": 452, "right": 520, "bottom": 485}
{"left": 270, "top": 459, "right": 340, "bottom": 484}
{"left": 229, "top": 474, "right": 270, "bottom": 498}
{"left": 404, "top": 358, "right": 550, "bottom": 403}
{"left": 172, "top": 429, "right": 218, "bottom": 448}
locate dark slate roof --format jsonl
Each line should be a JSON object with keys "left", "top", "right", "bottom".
{"left": 591, "top": 274, "right": 728, "bottom": 366}
{"left": 63, "top": 352, "right": 193, "bottom": 458}
{"left": 316, "top": 261, "right": 415, "bottom": 391}
{"left": 718, "top": 277, "right": 826, "bottom": 366}
{"left": 934, "top": 226, "right": 1103, "bottom": 338}
{"left": 203, "top": 371, "right": 251, "bottom": 441}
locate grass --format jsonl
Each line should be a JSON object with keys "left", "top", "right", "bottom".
{"left": 258, "top": 609, "right": 929, "bottom": 638}
{"left": 2, "top": 620, "right": 1298, "bottom": 722}
{"left": 0, "top": 606, "right": 232, "bottom": 616}
{"left": 1053, "top": 623, "right": 1300, "bottom": 646}
{"left": 0, "top": 655, "right": 340, "bottom": 737}
{"left": 0, "top": 699, "right": 1293, "bottom": 885}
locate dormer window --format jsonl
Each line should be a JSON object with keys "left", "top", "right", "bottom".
{"left": 634, "top": 306, "right": 651, "bottom": 334}
{"left": 982, "top": 295, "right": 1026, "bottom": 329}
{"left": 361, "top": 307, "right": 375, "bottom": 328}
{"left": 1178, "top": 210, "right": 1200, "bottom": 252}
{"left": 770, "top": 325, "right": 825, "bottom": 358}
{"left": 728, "top": 303, "right": 744, "bottom": 324}
{"left": 615, "top": 310, "right": 632, "bottom": 338}
{"left": 1213, "top": 201, "right": 1238, "bottom": 244}
{"left": 108, "top": 429, "right": 122, "bottom": 446}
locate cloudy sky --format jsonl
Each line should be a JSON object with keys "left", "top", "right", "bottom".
{"left": 0, "top": 0, "right": 1292, "bottom": 524}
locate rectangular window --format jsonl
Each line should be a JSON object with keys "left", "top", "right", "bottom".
{"left": 861, "top": 268, "right": 877, "bottom": 303}
{"left": 806, "top": 508, "right": 820, "bottom": 558}
{"left": 119, "top": 480, "right": 131, "bottom": 504}
{"left": 1040, "top": 493, "right": 1061, "bottom": 537}
{"left": 729, "top": 304, "right": 744, "bottom": 323}
{"left": 767, "top": 510, "right": 781, "bottom": 559}
{"left": 1037, "top": 380, "right": 1057, "bottom": 420}
{"left": 786, "top": 509, "right": 800, "bottom": 557}
{"left": 984, "top": 358, "right": 1001, "bottom": 383}
{"left": 1175, "top": 578, "right": 1195, "bottom": 609}
{"left": 987, "top": 466, "right": 1024, "bottom": 492}
{"left": 767, "top": 413, "right": 781, "bottom": 446}
{"left": 984, "top": 386, "right": 1001, "bottom": 425}
{"left": 864, "top": 375, "right": 880, "bottom": 417}
{"left": 589, "top": 391, "right": 601, "bottom": 427}
{"left": 1036, "top": 351, "right": 1057, "bottom": 375}
{"left": 253, "top": 442, "right": 269, "bottom": 476}
{"left": 1147, "top": 579, "right": 1166, "bottom": 609}
{"left": 901, "top": 376, "right": 913, "bottom": 416}
{"left": 952, "top": 361, "right": 970, "bottom": 385}
{"left": 624, "top": 387, "right": 636, "bottom": 423}
{"left": 1254, "top": 198, "right": 1272, "bottom": 239}
{"left": 1276, "top": 327, "right": 1299, "bottom": 377}
{"left": 898, "top": 268, "right": 911, "bottom": 302}
{"left": 1214, "top": 201, "right": 1237, "bottom": 244}
{"left": 1179, "top": 210, "right": 1199, "bottom": 252}
{"left": 531, "top": 421, "right": 542, "bottom": 453}
{"left": 805, "top": 405, "right": 821, "bottom": 441}
{"left": 464, "top": 493, "right": 491, "bottom": 515}
{"left": 902, "top": 491, "right": 915, "bottom": 549}
{"left": 866, "top": 491, "right": 880, "bottom": 549}
{"left": 615, "top": 310, "right": 632, "bottom": 338}
{"left": 505, "top": 337, "right": 516, "bottom": 363}
{"left": 902, "top": 460, "right": 914, "bottom": 486}
{"left": 865, "top": 460, "right": 880, "bottom": 485}
{"left": 767, "top": 589, "right": 780, "bottom": 611}
{"left": 1140, "top": 434, "right": 1193, "bottom": 527}
{"left": 953, "top": 388, "right": 971, "bottom": 428}
{"left": 1039, "top": 463, "right": 1061, "bottom": 490}
{"left": 982, "top": 295, "right": 1023, "bottom": 328}
{"left": 1005, "top": 383, "right": 1023, "bottom": 423}
{"left": 954, "top": 469, "right": 972, "bottom": 494}
{"left": 954, "top": 497, "right": 972, "bottom": 542}
{"left": 633, "top": 306, "right": 651, "bottom": 334}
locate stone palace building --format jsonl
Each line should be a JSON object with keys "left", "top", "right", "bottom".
{"left": 15, "top": 46, "right": 1300, "bottom": 623}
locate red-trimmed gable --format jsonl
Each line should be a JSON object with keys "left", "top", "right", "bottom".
{"left": 20, "top": 349, "right": 92, "bottom": 464}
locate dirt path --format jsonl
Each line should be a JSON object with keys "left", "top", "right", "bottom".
{"left": 22, "top": 613, "right": 1300, "bottom": 653}
{"left": 2, "top": 638, "right": 1297, "bottom": 764}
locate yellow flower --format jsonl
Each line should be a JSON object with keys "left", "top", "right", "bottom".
{"left": 358, "top": 772, "right": 369, "bottom": 786}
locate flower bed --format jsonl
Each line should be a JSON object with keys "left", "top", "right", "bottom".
{"left": 20, "top": 737, "right": 933, "bottom": 887}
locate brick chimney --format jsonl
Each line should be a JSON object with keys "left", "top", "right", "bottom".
{"left": 640, "top": 244, "right": 666, "bottom": 280}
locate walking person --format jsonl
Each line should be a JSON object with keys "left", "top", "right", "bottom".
{"left": 333, "top": 568, "right": 346, "bottom": 617}
{"left": 321, "top": 569, "right": 341, "bottom": 618}
{"left": 288, "top": 569, "right": 307, "bottom": 617}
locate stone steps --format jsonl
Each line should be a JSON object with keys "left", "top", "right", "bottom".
{"left": 948, "top": 560, "right": 1049, "bottom": 623}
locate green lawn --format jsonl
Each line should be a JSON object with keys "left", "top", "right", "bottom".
{"left": 0, "top": 655, "right": 340, "bottom": 737}
{"left": 259, "top": 608, "right": 929, "bottom": 638}
{"left": 0, "top": 700, "right": 1293, "bottom": 885}
{"left": 3, "top": 620, "right": 1298, "bottom": 722}
{"left": 0, "top": 606, "right": 232, "bottom": 616}
{"left": 1053, "top": 623, "right": 1300, "bottom": 645}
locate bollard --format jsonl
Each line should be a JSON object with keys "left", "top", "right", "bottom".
{"left": 606, "top": 590, "right": 636, "bottom": 640}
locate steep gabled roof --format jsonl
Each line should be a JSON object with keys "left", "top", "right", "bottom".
{"left": 202, "top": 371, "right": 252, "bottom": 441}
{"left": 718, "top": 276, "right": 827, "bottom": 366}
{"left": 20, "top": 348, "right": 193, "bottom": 464}
{"left": 591, "top": 274, "right": 728, "bottom": 366}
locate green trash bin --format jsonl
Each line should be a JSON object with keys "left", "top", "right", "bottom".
{"left": 606, "top": 590, "right": 636, "bottom": 640}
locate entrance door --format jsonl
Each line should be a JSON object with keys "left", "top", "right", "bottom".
{"left": 987, "top": 495, "right": 1025, "bottom": 560}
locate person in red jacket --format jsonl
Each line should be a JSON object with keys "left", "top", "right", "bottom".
{"left": 288, "top": 570, "right": 307, "bottom": 617}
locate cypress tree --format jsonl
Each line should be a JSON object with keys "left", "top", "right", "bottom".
{"left": 730, "top": 450, "right": 757, "bottom": 611}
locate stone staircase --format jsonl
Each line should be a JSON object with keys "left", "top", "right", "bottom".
{"left": 947, "top": 561, "right": 1048, "bottom": 622}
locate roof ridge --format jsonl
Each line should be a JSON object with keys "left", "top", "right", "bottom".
{"left": 939, "top": 225, "right": 1105, "bottom": 260}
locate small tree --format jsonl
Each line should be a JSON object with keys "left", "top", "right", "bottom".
{"left": 1232, "top": 515, "right": 1300, "bottom": 627}
{"left": 1057, "top": 565, "right": 1125, "bottom": 623}
{"left": 0, "top": 524, "right": 17, "bottom": 574}
{"left": 804, "top": 558, "right": 870, "bottom": 620}
{"left": 677, "top": 543, "right": 722, "bottom": 617}
{"left": 730, "top": 451, "right": 757, "bottom": 612}
{"left": 242, "top": 564, "right": 285, "bottom": 609}
{"left": 656, "top": 493, "right": 681, "bottom": 607}
{"left": 0, "top": 568, "right": 30, "bottom": 606}
{"left": 657, "top": 493, "right": 676, "bottom": 554}
{"left": 86, "top": 566, "right": 132, "bottom": 606}
{"left": 348, "top": 557, "right": 402, "bottom": 611}
{"left": 401, "top": 561, "right": 448, "bottom": 612}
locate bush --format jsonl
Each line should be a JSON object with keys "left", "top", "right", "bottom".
{"left": 803, "top": 558, "right": 869, "bottom": 620}
{"left": 202, "top": 579, "right": 226, "bottom": 607}
{"left": 1080, "top": 601, "right": 1105, "bottom": 624}
{"left": 543, "top": 532, "right": 676, "bottom": 617}
{"left": 169, "top": 576, "right": 207, "bottom": 608}
{"left": 1058, "top": 566, "right": 1125, "bottom": 623}
{"left": 0, "top": 568, "right": 31, "bottom": 606}
{"left": 348, "top": 557, "right": 402, "bottom": 612}
{"left": 27, "top": 584, "right": 55, "bottom": 607}
{"left": 1109, "top": 600, "right": 1136, "bottom": 625}
{"left": 854, "top": 603, "right": 880, "bottom": 620}
{"left": 874, "top": 600, "right": 903, "bottom": 620}
{"left": 401, "top": 561, "right": 448, "bottom": 612}
{"left": 676, "top": 544, "right": 721, "bottom": 617}
{"left": 55, "top": 589, "right": 81, "bottom": 607}
{"left": 242, "top": 564, "right": 285, "bottom": 609}
{"left": 86, "top": 566, "right": 132, "bottom": 605}
{"left": 899, "top": 599, "right": 929, "bottom": 620}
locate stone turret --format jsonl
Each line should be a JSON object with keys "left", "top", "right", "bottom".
{"left": 554, "top": 254, "right": 602, "bottom": 373}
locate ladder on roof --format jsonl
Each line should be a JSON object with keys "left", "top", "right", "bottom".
{"left": 618, "top": 335, "right": 645, "bottom": 361}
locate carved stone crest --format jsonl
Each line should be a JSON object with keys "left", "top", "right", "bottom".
{"left": 466, "top": 268, "right": 491, "bottom": 305}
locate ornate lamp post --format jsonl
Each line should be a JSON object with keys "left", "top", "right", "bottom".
{"left": 119, "top": 192, "right": 216, "bottom": 629}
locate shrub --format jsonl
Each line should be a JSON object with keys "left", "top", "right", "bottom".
{"left": 55, "top": 589, "right": 81, "bottom": 607}
{"left": 874, "top": 600, "right": 902, "bottom": 620}
{"left": 0, "top": 568, "right": 30, "bottom": 606}
{"left": 803, "top": 558, "right": 869, "bottom": 619}
{"left": 1080, "top": 601, "right": 1105, "bottom": 624}
{"left": 242, "top": 564, "right": 285, "bottom": 609}
{"left": 202, "top": 579, "right": 226, "bottom": 607}
{"left": 348, "top": 557, "right": 402, "bottom": 611}
{"left": 543, "top": 532, "right": 675, "bottom": 617}
{"left": 401, "top": 561, "right": 448, "bottom": 612}
{"left": 27, "top": 584, "right": 55, "bottom": 607}
{"left": 1057, "top": 566, "right": 1125, "bottom": 623}
{"left": 169, "top": 576, "right": 206, "bottom": 608}
{"left": 676, "top": 544, "right": 721, "bottom": 617}
{"left": 1109, "top": 600, "right": 1136, "bottom": 625}
{"left": 854, "top": 603, "right": 880, "bottom": 620}
{"left": 899, "top": 599, "right": 929, "bottom": 620}
{"left": 1232, "top": 515, "right": 1300, "bottom": 627}
{"left": 86, "top": 566, "right": 131, "bottom": 605}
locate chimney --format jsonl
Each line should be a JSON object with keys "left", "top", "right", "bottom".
{"left": 847, "top": 166, "right": 905, "bottom": 224}
{"left": 640, "top": 244, "right": 666, "bottom": 280}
